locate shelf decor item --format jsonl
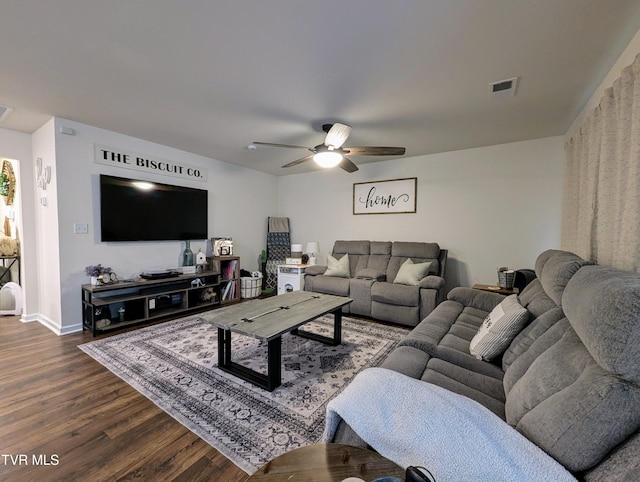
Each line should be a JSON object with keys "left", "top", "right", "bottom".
{"left": 85, "top": 264, "right": 112, "bottom": 285}
{"left": 195, "top": 249, "right": 207, "bottom": 273}
{"left": 212, "top": 237, "right": 233, "bottom": 256}
{"left": 183, "top": 241, "right": 194, "bottom": 266}
{"left": 195, "top": 249, "right": 206, "bottom": 265}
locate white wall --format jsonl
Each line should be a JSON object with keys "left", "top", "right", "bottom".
{"left": 278, "top": 136, "right": 564, "bottom": 291}
{"left": 31, "top": 119, "right": 63, "bottom": 332}
{"left": 42, "top": 118, "right": 278, "bottom": 333}
{"left": 0, "top": 127, "right": 38, "bottom": 319}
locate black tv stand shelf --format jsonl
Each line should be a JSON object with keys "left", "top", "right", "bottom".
{"left": 82, "top": 257, "right": 240, "bottom": 336}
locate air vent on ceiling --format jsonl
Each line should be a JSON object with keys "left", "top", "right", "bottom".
{"left": 0, "top": 105, "right": 14, "bottom": 124}
{"left": 489, "top": 77, "right": 519, "bottom": 99}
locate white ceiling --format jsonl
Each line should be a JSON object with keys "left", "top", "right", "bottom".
{"left": 2, "top": 1, "right": 640, "bottom": 176}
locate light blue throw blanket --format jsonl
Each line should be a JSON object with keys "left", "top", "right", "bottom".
{"left": 322, "top": 367, "right": 576, "bottom": 481}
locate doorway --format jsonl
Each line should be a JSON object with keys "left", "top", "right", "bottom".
{"left": 0, "top": 158, "right": 21, "bottom": 286}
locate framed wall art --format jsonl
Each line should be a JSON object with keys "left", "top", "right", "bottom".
{"left": 353, "top": 177, "right": 417, "bottom": 215}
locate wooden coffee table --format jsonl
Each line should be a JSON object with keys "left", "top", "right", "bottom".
{"left": 246, "top": 444, "right": 404, "bottom": 481}
{"left": 199, "top": 291, "right": 352, "bottom": 391}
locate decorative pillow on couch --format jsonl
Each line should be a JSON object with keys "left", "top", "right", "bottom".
{"left": 393, "top": 258, "right": 432, "bottom": 286}
{"left": 470, "top": 294, "right": 529, "bottom": 361}
{"left": 325, "top": 254, "right": 350, "bottom": 278}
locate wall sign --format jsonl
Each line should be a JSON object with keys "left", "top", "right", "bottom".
{"left": 353, "top": 177, "right": 417, "bottom": 215}
{"left": 94, "top": 144, "right": 208, "bottom": 182}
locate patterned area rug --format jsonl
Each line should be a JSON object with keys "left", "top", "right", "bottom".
{"left": 79, "top": 314, "right": 406, "bottom": 474}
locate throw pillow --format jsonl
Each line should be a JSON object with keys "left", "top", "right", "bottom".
{"left": 393, "top": 258, "right": 432, "bottom": 286}
{"left": 469, "top": 294, "right": 529, "bottom": 361}
{"left": 324, "top": 253, "right": 350, "bottom": 278}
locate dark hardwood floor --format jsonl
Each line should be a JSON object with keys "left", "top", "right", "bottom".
{"left": 0, "top": 316, "right": 248, "bottom": 481}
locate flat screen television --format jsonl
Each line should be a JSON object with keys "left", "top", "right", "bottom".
{"left": 100, "top": 174, "right": 208, "bottom": 242}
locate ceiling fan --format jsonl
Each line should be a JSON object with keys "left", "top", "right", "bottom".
{"left": 252, "top": 123, "right": 406, "bottom": 173}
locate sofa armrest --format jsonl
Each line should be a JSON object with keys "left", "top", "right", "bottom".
{"left": 447, "top": 287, "right": 504, "bottom": 312}
{"left": 356, "top": 268, "right": 386, "bottom": 281}
{"left": 419, "top": 275, "right": 445, "bottom": 290}
{"left": 305, "top": 265, "right": 327, "bottom": 276}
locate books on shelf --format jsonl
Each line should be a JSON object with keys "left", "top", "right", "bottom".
{"left": 222, "top": 280, "right": 236, "bottom": 301}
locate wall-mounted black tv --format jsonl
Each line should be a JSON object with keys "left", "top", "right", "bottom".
{"left": 100, "top": 174, "right": 208, "bottom": 242}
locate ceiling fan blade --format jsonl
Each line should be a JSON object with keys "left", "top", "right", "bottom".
{"left": 339, "top": 157, "right": 359, "bottom": 173}
{"left": 253, "top": 141, "right": 311, "bottom": 150}
{"left": 324, "top": 123, "right": 352, "bottom": 148}
{"left": 282, "top": 155, "right": 314, "bottom": 168}
{"left": 343, "top": 146, "right": 406, "bottom": 156}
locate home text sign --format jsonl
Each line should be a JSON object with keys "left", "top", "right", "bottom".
{"left": 94, "top": 144, "right": 208, "bottom": 182}
{"left": 353, "top": 177, "right": 417, "bottom": 215}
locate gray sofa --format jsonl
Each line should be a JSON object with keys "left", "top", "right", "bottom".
{"left": 331, "top": 249, "right": 640, "bottom": 480}
{"left": 304, "top": 240, "right": 448, "bottom": 327}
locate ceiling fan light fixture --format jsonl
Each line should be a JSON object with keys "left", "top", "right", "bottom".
{"left": 324, "top": 122, "right": 352, "bottom": 149}
{"left": 313, "top": 150, "right": 342, "bottom": 168}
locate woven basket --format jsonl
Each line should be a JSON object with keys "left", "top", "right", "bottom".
{"left": 240, "top": 274, "right": 263, "bottom": 299}
{"left": 498, "top": 269, "right": 516, "bottom": 289}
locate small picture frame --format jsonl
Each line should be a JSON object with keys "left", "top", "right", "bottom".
{"left": 212, "top": 237, "right": 233, "bottom": 256}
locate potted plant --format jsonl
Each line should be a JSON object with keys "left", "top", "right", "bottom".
{"left": 85, "top": 264, "right": 112, "bottom": 285}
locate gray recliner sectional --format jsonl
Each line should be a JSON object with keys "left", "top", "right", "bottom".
{"left": 304, "top": 240, "right": 448, "bottom": 327}
{"left": 329, "top": 249, "right": 640, "bottom": 480}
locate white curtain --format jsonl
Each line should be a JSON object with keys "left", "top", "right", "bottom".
{"left": 562, "top": 53, "right": 640, "bottom": 272}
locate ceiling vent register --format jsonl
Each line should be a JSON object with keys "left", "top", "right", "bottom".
{"left": 489, "top": 77, "right": 519, "bottom": 99}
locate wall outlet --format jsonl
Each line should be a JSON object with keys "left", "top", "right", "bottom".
{"left": 73, "top": 223, "right": 89, "bottom": 234}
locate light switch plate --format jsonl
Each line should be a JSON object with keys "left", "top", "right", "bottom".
{"left": 73, "top": 223, "right": 89, "bottom": 234}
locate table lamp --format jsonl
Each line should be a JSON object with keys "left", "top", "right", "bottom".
{"left": 306, "top": 241, "right": 319, "bottom": 266}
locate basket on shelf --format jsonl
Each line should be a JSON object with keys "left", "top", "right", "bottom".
{"left": 240, "top": 272, "right": 263, "bottom": 299}
{"left": 497, "top": 267, "right": 516, "bottom": 289}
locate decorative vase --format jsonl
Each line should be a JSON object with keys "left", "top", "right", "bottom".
{"left": 90, "top": 276, "right": 99, "bottom": 285}
{"left": 183, "top": 240, "right": 194, "bottom": 266}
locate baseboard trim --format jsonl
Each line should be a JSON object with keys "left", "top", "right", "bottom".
{"left": 21, "top": 313, "right": 39, "bottom": 323}
{"left": 21, "top": 313, "right": 82, "bottom": 336}
{"left": 59, "top": 323, "right": 83, "bottom": 335}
